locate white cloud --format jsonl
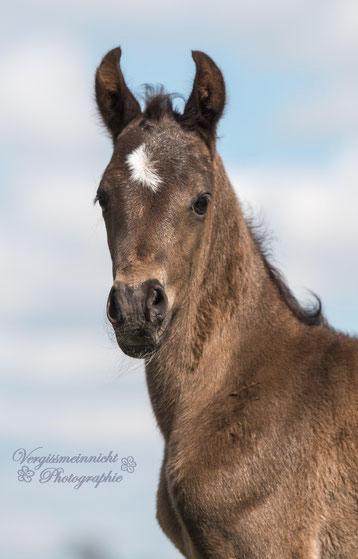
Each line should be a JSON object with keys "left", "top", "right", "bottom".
{"left": 282, "top": 78, "right": 358, "bottom": 139}
{"left": 241, "top": 0, "right": 358, "bottom": 68}
{"left": 1, "top": 329, "right": 119, "bottom": 383}
{"left": 0, "top": 391, "right": 157, "bottom": 445}
{"left": 0, "top": 511, "right": 63, "bottom": 559}
{"left": 0, "top": 40, "right": 98, "bottom": 147}
{"left": 0, "top": 169, "right": 109, "bottom": 323}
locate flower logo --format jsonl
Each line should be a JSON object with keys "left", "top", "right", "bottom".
{"left": 121, "top": 456, "right": 137, "bottom": 473}
{"left": 17, "top": 465, "right": 35, "bottom": 482}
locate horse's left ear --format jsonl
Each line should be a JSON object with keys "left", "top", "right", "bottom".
{"left": 95, "top": 47, "right": 141, "bottom": 142}
{"left": 181, "top": 51, "right": 226, "bottom": 151}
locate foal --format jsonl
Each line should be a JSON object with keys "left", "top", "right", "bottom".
{"left": 94, "top": 47, "right": 358, "bottom": 558}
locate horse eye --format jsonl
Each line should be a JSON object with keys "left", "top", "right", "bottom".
{"left": 95, "top": 189, "right": 109, "bottom": 212}
{"left": 192, "top": 193, "right": 211, "bottom": 216}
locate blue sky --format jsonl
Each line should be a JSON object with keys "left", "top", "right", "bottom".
{"left": 1, "top": 1, "right": 358, "bottom": 558}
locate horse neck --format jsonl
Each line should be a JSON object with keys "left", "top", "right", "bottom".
{"left": 145, "top": 154, "right": 301, "bottom": 438}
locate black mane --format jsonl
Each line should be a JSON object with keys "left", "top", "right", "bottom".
{"left": 142, "top": 86, "right": 180, "bottom": 121}
{"left": 248, "top": 219, "right": 323, "bottom": 327}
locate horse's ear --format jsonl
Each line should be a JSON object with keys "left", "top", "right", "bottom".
{"left": 95, "top": 47, "right": 141, "bottom": 142}
{"left": 181, "top": 51, "right": 226, "bottom": 151}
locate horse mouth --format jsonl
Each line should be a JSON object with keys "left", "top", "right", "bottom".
{"left": 113, "top": 326, "right": 164, "bottom": 359}
{"left": 119, "top": 342, "right": 155, "bottom": 359}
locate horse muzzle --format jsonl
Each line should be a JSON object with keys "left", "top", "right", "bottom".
{"left": 106, "top": 279, "right": 169, "bottom": 358}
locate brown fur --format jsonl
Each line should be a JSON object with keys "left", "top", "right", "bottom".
{"left": 95, "top": 47, "right": 358, "bottom": 558}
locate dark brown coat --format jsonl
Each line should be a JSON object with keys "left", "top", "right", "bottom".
{"left": 94, "top": 47, "right": 358, "bottom": 558}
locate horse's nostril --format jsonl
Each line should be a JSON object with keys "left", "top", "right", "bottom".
{"left": 107, "top": 287, "right": 122, "bottom": 324}
{"left": 146, "top": 283, "right": 167, "bottom": 323}
{"left": 152, "top": 288, "right": 164, "bottom": 306}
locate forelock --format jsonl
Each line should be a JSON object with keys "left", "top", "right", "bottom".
{"left": 142, "top": 86, "right": 181, "bottom": 122}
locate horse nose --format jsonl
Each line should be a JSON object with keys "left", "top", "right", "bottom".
{"left": 106, "top": 280, "right": 168, "bottom": 326}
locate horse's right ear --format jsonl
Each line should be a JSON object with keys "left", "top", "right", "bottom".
{"left": 95, "top": 47, "right": 141, "bottom": 142}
